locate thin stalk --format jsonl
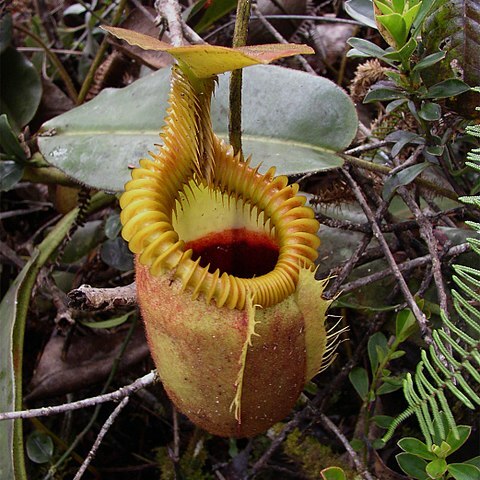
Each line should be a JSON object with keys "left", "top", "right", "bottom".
{"left": 76, "top": 0, "right": 128, "bottom": 104}
{"left": 229, "top": 0, "right": 251, "bottom": 156}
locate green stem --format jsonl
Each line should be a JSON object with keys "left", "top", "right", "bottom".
{"left": 23, "top": 165, "right": 79, "bottom": 187}
{"left": 76, "top": 0, "right": 128, "bottom": 104}
{"left": 229, "top": 0, "right": 251, "bottom": 156}
{"left": 14, "top": 25, "right": 78, "bottom": 102}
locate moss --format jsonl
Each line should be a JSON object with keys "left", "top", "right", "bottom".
{"left": 283, "top": 429, "right": 358, "bottom": 480}
{"left": 155, "top": 443, "right": 213, "bottom": 480}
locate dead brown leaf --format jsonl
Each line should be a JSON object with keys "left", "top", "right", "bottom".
{"left": 26, "top": 325, "right": 149, "bottom": 401}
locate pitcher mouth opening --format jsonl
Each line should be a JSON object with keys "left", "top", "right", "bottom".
{"left": 185, "top": 229, "right": 279, "bottom": 278}
{"left": 173, "top": 181, "right": 280, "bottom": 279}
{"left": 120, "top": 141, "right": 320, "bottom": 310}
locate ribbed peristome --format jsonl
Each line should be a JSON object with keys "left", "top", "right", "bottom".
{"left": 120, "top": 66, "right": 320, "bottom": 310}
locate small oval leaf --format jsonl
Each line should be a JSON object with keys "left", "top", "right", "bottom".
{"left": 424, "top": 79, "right": 471, "bottom": 99}
{"left": 26, "top": 431, "right": 54, "bottom": 464}
{"left": 0, "top": 160, "right": 24, "bottom": 191}
{"left": 100, "top": 237, "right": 134, "bottom": 271}
{"left": 0, "top": 47, "right": 42, "bottom": 131}
{"left": 349, "top": 367, "right": 370, "bottom": 401}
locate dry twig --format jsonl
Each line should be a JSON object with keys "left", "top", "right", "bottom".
{"left": 73, "top": 397, "right": 130, "bottom": 480}
{"left": 341, "top": 167, "right": 434, "bottom": 344}
{"left": 319, "top": 414, "right": 375, "bottom": 480}
{"left": 68, "top": 283, "right": 137, "bottom": 311}
{"left": 0, "top": 372, "right": 156, "bottom": 421}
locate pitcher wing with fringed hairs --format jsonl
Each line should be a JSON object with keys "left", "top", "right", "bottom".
{"left": 105, "top": 27, "right": 340, "bottom": 437}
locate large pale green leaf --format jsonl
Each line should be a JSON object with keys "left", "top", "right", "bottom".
{"left": 38, "top": 65, "right": 358, "bottom": 192}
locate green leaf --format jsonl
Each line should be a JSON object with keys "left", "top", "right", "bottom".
{"left": 368, "top": 332, "right": 388, "bottom": 373}
{"left": 377, "top": 381, "right": 403, "bottom": 395}
{"left": 464, "top": 456, "right": 480, "bottom": 469}
{"left": 376, "top": 13, "right": 408, "bottom": 48}
{"left": 382, "top": 162, "right": 429, "bottom": 200}
{"left": 38, "top": 65, "right": 357, "bottom": 191}
{"left": 418, "top": 102, "right": 441, "bottom": 121}
{"left": 364, "top": 87, "right": 406, "bottom": 102}
{"left": 26, "top": 431, "right": 54, "bottom": 464}
{"left": 104, "top": 213, "right": 122, "bottom": 239}
{"left": 425, "top": 145, "right": 444, "bottom": 156}
{"left": 398, "top": 437, "right": 435, "bottom": 459}
{"left": 349, "top": 367, "right": 370, "bottom": 401}
{"left": 372, "top": 415, "right": 394, "bottom": 429}
{"left": 396, "top": 452, "right": 429, "bottom": 480}
{"left": 411, "top": 0, "right": 436, "bottom": 35}
{"left": 386, "top": 98, "right": 408, "bottom": 112}
{"left": 386, "top": 130, "right": 425, "bottom": 157}
{"left": 384, "top": 36, "right": 417, "bottom": 62}
{"left": 345, "top": 0, "right": 377, "bottom": 28}
{"left": 320, "top": 466, "right": 347, "bottom": 480}
{"left": 403, "top": 3, "right": 422, "bottom": 31}
{"left": 350, "top": 438, "right": 364, "bottom": 451}
{"left": 0, "top": 209, "right": 78, "bottom": 480}
{"left": 448, "top": 464, "right": 480, "bottom": 480}
{"left": 391, "top": 0, "right": 406, "bottom": 14}
{"left": 0, "top": 13, "right": 12, "bottom": 55}
{"left": 375, "top": 0, "right": 395, "bottom": 16}
{"left": 60, "top": 220, "right": 104, "bottom": 264}
{"left": 395, "top": 308, "right": 418, "bottom": 342}
{"left": 389, "top": 350, "right": 406, "bottom": 360}
{"left": 412, "top": 51, "right": 446, "bottom": 72}
{"left": 81, "top": 311, "right": 134, "bottom": 329}
{"left": 445, "top": 425, "right": 471, "bottom": 455}
{"left": 0, "top": 160, "right": 24, "bottom": 191}
{"left": 100, "top": 237, "right": 134, "bottom": 271}
{"left": 0, "top": 47, "right": 42, "bottom": 131}
{"left": 426, "top": 458, "right": 448, "bottom": 478}
{"left": 423, "top": 79, "right": 471, "bottom": 99}
{"left": 431, "top": 441, "right": 451, "bottom": 458}
{"left": 193, "top": 0, "right": 237, "bottom": 33}
{"left": 347, "top": 37, "right": 391, "bottom": 61}
{"left": 0, "top": 114, "right": 27, "bottom": 160}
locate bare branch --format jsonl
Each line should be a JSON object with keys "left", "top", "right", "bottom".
{"left": 398, "top": 187, "right": 449, "bottom": 314}
{"left": 68, "top": 283, "right": 137, "bottom": 311}
{"left": 250, "top": 4, "right": 315, "bottom": 74}
{"left": 155, "top": 0, "right": 185, "bottom": 47}
{"left": 340, "top": 243, "right": 470, "bottom": 295}
{"left": 319, "top": 414, "right": 375, "bottom": 480}
{"left": 341, "top": 167, "right": 433, "bottom": 343}
{"left": 73, "top": 397, "right": 130, "bottom": 480}
{"left": 0, "top": 372, "right": 156, "bottom": 421}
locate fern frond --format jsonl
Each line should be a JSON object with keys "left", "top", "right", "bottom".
{"left": 383, "top": 87, "right": 480, "bottom": 446}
